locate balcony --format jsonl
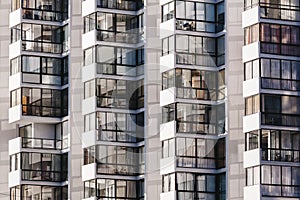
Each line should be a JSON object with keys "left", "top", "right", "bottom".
{"left": 262, "top": 148, "right": 300, "bottom": 163}
{"left": 82, "top": 0, "right": 143, "bottom": 16}
{"left": 9, "top": 40, "right": 63, "bottom": 59}
{"left": 261, "top": 112, "right": 300, "bottom": 128}
{"left": 10, "top": 6, "right": 67, "bottom": 27}
{"left": 82, "top": 63, "right": 144, "bottom": 82}
{"left": 244, "top": 183, "right": 300, "bottom": 200}
{"left": 21, "top": 8, "right": 67, "bottom": 22}
{"left": 9, "top": 137, "right": 64, "bottom": 155}
{"left": 82, "top": 30, "right": 144, "bottom": 50}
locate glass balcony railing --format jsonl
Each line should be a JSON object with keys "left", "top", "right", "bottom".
{"left": 176, "top": 156, "right": 225, "bottom": 169}
{"left": 261, "top": 112, "right": 300, "bottom": 127}
{"left": 176, "top": 19, "right": 224, "bottom": 33}
{"left": 22, "top": 8, "right": 68, "bottom": 22}
{"left": 96, "top": 63, "right": 144, "bottom": 77}
{"left": 96, "top": 30, "right": 144, "bottom": 44}
{"left": 21, "top": 169, "right": 66, "bottom": 182}
{"left": 21, "top": 137, "right": 68, "bottom": 150}
{"left": 96, "top": 0, "right": 144, "bottom": 11}
{"left": 261, "top": 148, "right": 300, "bottom": 162}
{"left": 97, "top": 163, "right": 140, "bottom": 175}
{"left": 261, "top": 184, "right": 300, "bottom": 197}
{"left": 22, "top": 41, "right": 63, "bottom": 54}
{"left": 261, "top": 78, "right": 300, "bottom": 91}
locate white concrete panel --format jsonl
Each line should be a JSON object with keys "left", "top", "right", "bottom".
{"left": 244, "top": 185, "right": 261, "bottom": 200}
{"left": 9, "top": 40, "right": 22, "bottom": 60}
{"left": 9, "top": 105, "right": 22, "bottom": 124}
{"left": 82, "top": 30, "right": 96, "bottom": 50}
{"left": 82, "top": 97, "right": 97, "bottom": 116}
{"left": 160, "top": 191, "right": 176, "bottom": 200}
{"left": 242, "top": 7, "right": 260, "bottom": 28}
{"left": 160, "top": 54, "right": 175, "bottom": 73}
{"left": 82, "top": 198, "right": 97, "bottom": 200}
{"left": 242, "top": 42, "right": 260, "bottom": 63}
{"left": 160, "top": 87, "right": 176, "bottom": 107}
{"left": 243, "top": 77, "right": 260, "bottom": 98}
{"left": 243, "top": 149, "right": 261, "bottom": 168}
{"left": 9, "top": 9, "right": 22, "bottom": 28}
{"left": 82, "top": 63, "right": 97, "bottom": 83}
{"left": 8, "top": 170, "right": 21, "bottom": 188}
{"left": 82, "top": 130, "right": 97, "bottom": 148}
{"left": 160, "top": 121, "right": 176, "bottom": 141}
{"left": 243, "top": 113, "right": 261, "bottom": 133}
{"left": 82, "top": 0, "right": 96, "bottom": 17}
{"left": 160, "top": 0, "right": 174, "bottom": 6}
{"left": 9, "top": 73, "right": 21, "bottom": 92}
{"left": 160, "top": 19, "right": 175, "bottom": 39}
{"left": 160, "top": 157, "right": 176, "bottom": 175}
{"left": 8, "top": 137, "right": 21, "bottom": 155}
{"left": 82, "top": 163, "right": 97, "bottom": 182}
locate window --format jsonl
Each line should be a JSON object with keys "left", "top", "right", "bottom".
{"left": 162, "top": 1, "right": 174, "bottom": 22}
{"left": 244, "top": 24, "right": 259, "bottom": 45}
{"left": 259, "top": 23, "right": 300, "bottom": 56}
{"left": 97, "top": 0, "right": 143, "bottom": 10}
{"left": 84, "top": 179, "right": 143, "bottom": 199}
{"left": 246, "top": 131, "right": 259, "bottom": 150}
{"left": 20, "top": 0, "right": 68, "bottom": 21}
{"left": 162, "top": 138, "right": 175, "bottom": 158}
{"left": 245, "top": 95, "right": 260, "bottom": 115}
{"left": 10, "top": 87, "right": 68, "bottom": 117}
{"left": 174, "top": 34, "right": 224, "bottom": 67}
{"left": 163, "top": 173, "right": 175, "bottom": 192}
{"left": 260, "top": 165, "right": 300, "bottom": 197}
{"left": 84, "top": 47, "right": 95, "bottom": 66}
{"left": 84, "top": 145, "right": 143, "bottom": 175}
{"left": 94, "top": 78, "right": 143, "bottom": 109}
{"left": 84, "top": 45, "right": 144, "bottom": 77}
{"left": 174, "top": 172, "right": 225, "bottom": 198}
{"left": 162, "top": 103, "right": 224, "bottom": 135}
{"left": 83, "top": 12, "right": 143, "bottom": 43}
{"left": 84, "top": 79, "right": 95, "bottom": 99}
{"left": 162, "top": 35, "right": 174, "bottom": 56}
{"left": 176, "top": 137, "right": 225, "bottom": 169}
{"left": 11, "top": 55, "right": 68, "bottom": 85}
{"left": 246, "top": 166, "right": 260, "bottom": 186}
{"left": 10, "top": 23, "right": 67, "bottom": 53}
{"left": 16, "top": 152, "right": 67, "bottom": 182}
{"left": 18, "top": 185, "right": 67, "bottom": 200}
{"left": 174, "top": 1, "right": 224, "bottom": 33}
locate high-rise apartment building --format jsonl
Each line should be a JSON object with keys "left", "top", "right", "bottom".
{"left": 243, "top": 0, "right": 300, "bottom": 199}
{"left": 0, "top": 0, "right": 298, "bottom": 199}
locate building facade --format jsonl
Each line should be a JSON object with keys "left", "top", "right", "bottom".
{"left": 0, "top": 0, "right": 298, "bottom": 199}
{"left": 243, "top": 0, "right": 300, "bottom": 200}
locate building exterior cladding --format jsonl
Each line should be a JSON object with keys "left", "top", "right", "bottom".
{"left": 0, "top": 0, "right": 297, "bottom": 200}
{"left": 243, "top": 0, "right": 300, "bottom": 200}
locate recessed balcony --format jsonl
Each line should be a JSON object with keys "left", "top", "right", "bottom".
{"left": 82, "top": 29, "right": 144, "bottom": 50}
{"left": 244, "top": 0, "right": 300, "bottom": 25}
{"left": 82, "top": 63, "right": 144, "bottom": 82}
{"left": 9, "top": 137, "right": 63, "bottom": 156}
{"left": 10, "top": 3, "right": 68, "bottom": 27}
